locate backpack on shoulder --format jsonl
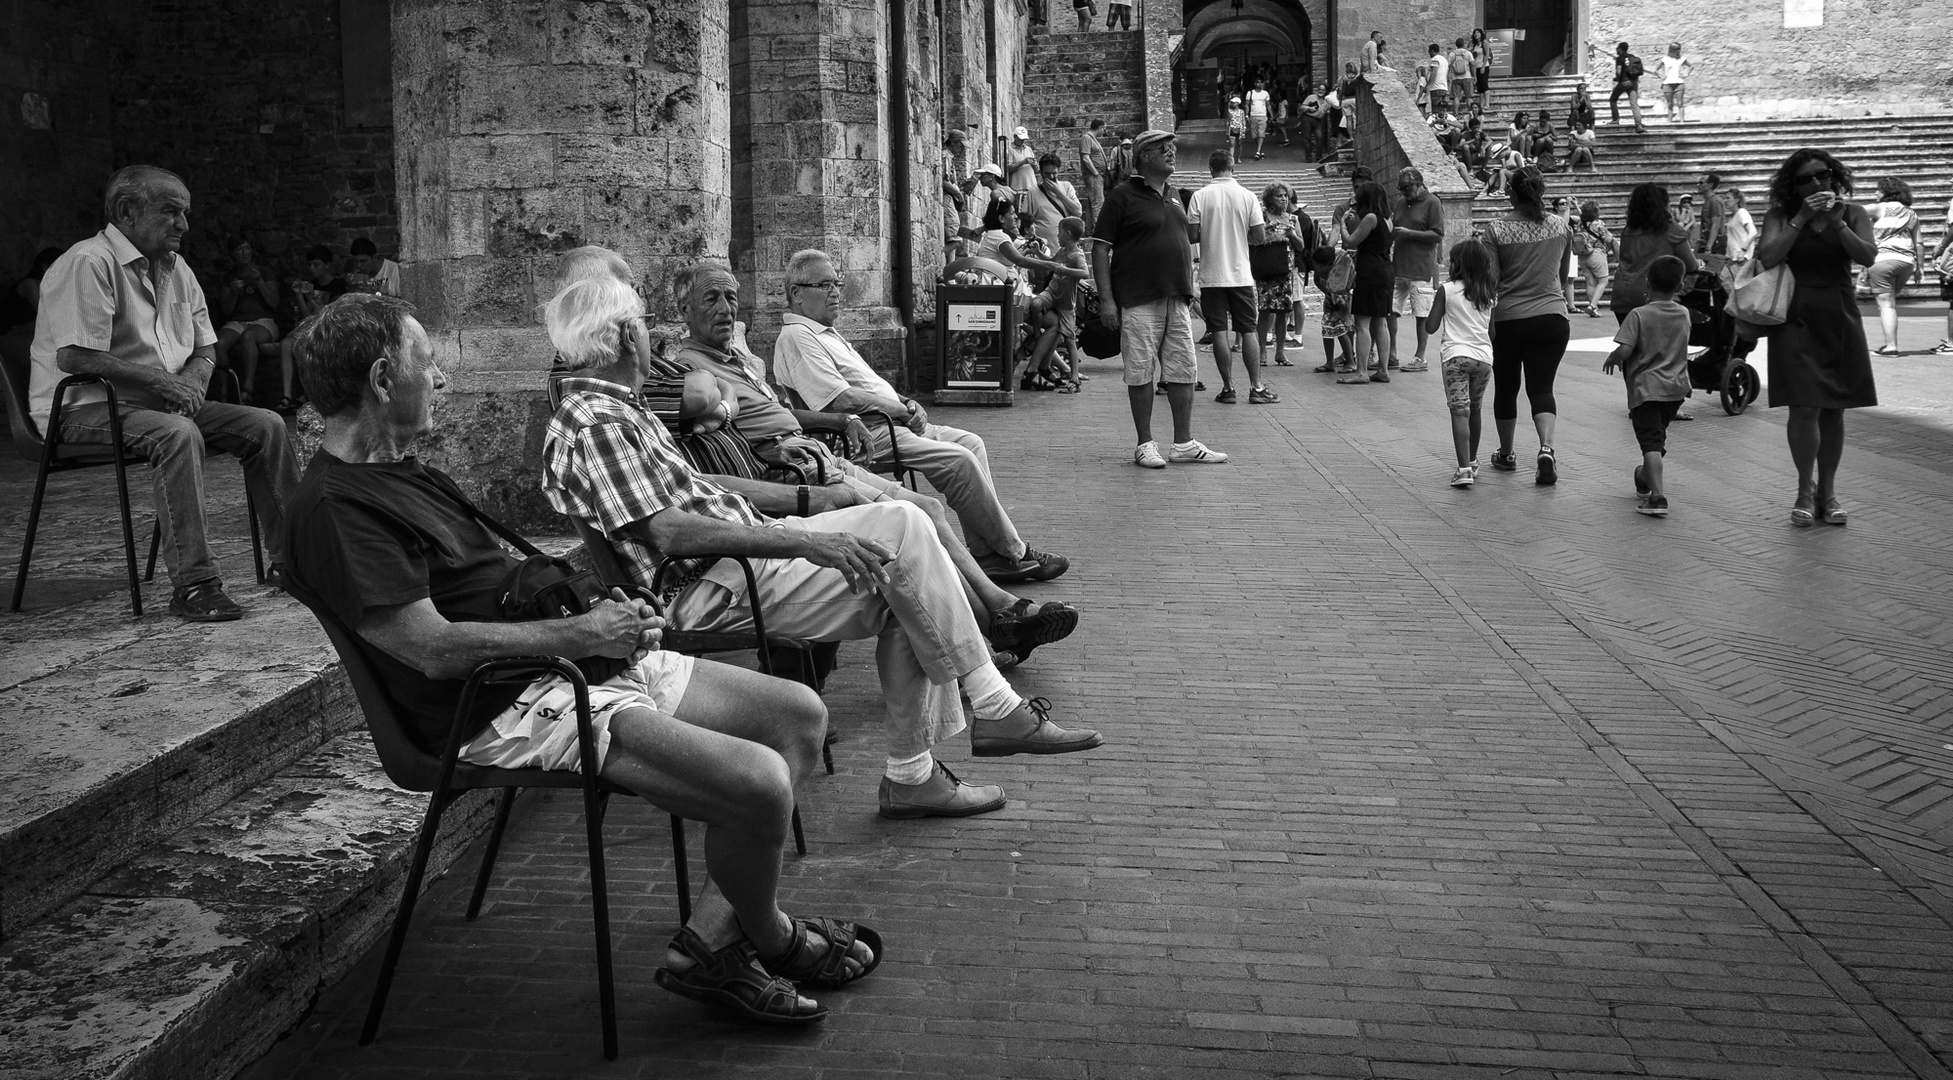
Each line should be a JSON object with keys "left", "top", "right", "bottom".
{"left": 1623, "top": 53, "right": 1644, "bottom": 78}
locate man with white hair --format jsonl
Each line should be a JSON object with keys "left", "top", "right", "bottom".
{"left": 281, "top": 292, "right": 876, "bottom": 1025}
{"left": 771, "top": 248, "right": 1070, "bottom": 584}
{"left": 540, "top": 274, "right": 1104, "bottom": 820}
{"left": 28, "top": 164, "right": 299, "bottom": 620}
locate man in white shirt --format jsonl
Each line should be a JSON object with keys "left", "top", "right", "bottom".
{"left": 1187, "top": 149, "right": 1275, "bottom": 404}
{"left": 1245, "top": 79, "right": 1271, "bottom": 160}
{"left": 349, "top": 237, "right": 400, "bottom": 296}
{"left": 1721, "top": 188, "right": 1757, "bottom": 263}
{"left": 772, "top": 249, "right": 1069, "bottom": 583}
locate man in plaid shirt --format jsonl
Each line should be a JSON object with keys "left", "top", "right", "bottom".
{"left": 541, "top": 275, "right": 1104, "bottom": 820}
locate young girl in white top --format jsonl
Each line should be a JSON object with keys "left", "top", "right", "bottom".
{"left": 1424, "top": 239, "right": 1499, "bottom": 486}
{"left": 1659, "top": 43, "right": 1693, "bottom": 123}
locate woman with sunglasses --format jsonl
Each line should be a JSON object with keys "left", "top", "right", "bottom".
{"left": 1755, "top": 149, "right": 1879, "bottom": 526}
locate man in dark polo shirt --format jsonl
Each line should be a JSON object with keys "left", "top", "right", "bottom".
{"left": 1089, "top": 129, "right": 1229, "bottom": 470}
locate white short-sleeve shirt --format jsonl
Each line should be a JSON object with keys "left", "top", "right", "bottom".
{"left": 771, "top": 312, "right": 900, "bottom": 411}
{"left": 1187, "top": 176, "right": 1265, "bottom": 289}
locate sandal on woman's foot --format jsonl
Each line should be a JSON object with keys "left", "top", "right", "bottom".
{"left": 1874, "top": 345, "right": 1900, "bottom": 356}
{"left": 1336, "top": 374, "right": 1370, "bottom": 385}
{"left": 1055, "top": 380, "right": 1080, "bottom": 393}
{"left": 1817, "top": 495, "right": 1847, "bottom": 526}
{"left": 757, "top": 916, "right": 884, "bottom": 989}
{"left": 1312, "top": 363, "right": 1337, "bottom": 373}
{"left": 1791, "top": 489, "right": 1817, "bottom": 527}
{"left": 1273, "top": 356, "right": 1295, "bottom": 366}
{"left": 654, "top": 927, "right": 828, "bottom": 1024}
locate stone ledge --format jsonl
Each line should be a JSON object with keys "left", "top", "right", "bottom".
{"left": 0, "top": 734, "right": 496, "bottom": 1080}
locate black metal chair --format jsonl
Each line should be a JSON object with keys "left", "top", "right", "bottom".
{"left": 307, "top": 607, "right": 665, "bottom": 1061}
{"left": 574, "top": 522, "right": 836, "bottom": 777}
{"left": 2, "top": 334, "right": 265, "bottom": 616}
{"left": 789, "top": 394, "right": 919, "bottom": 491}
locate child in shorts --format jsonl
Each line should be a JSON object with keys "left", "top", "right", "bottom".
{"left": 1424, "top": 239, "right": 1498, "bottom": 487}
{"left": 1603, "top": 255, "right": 1693, "bottom": 516}
{"left": 1025, "top": 216, "right": 1091, "bottom": 390}
{"left": 1310, "top": 245, "right": 1355, "bottom": 372}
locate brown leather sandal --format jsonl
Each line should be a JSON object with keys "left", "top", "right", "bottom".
{"left": 653, "top": 926, "right": 827, "bottom": 1024}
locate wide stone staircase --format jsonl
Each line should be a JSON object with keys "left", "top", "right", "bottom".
{"left": 1476, "top": 75, "right": 1953, "bottom": 301}
{"left": 0, "top": 469, "right": 566, "bottom": 1079}
{"left": 1021, "top": 26, "right": 1149, "bottom": 160}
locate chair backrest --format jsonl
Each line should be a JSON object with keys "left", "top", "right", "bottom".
{"left": 303, "top": 601, "right": 445, "bottom": 792}
{"left": 572, "top": 518, "right": 635, "bottom": 590}
{"left": 0, "top": 332, "right": 45, "bottom": 458}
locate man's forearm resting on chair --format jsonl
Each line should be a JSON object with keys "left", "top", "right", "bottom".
{"left": 633, "top": 509, "right": 892, "bottom": 588}
{"left": 56, "top": 343, "right": 215, "bottom": 412}
{"left": 358, "top": 595, "right": 658, "bottom": 681}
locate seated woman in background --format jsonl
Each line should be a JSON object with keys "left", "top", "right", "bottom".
{"left": 214, "top": 238, "right": 285, "bottom": 407}
{"left": 1, "top": 246, "right": 64, "bottom": 335}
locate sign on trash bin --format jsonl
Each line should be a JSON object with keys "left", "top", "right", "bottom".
{"left": 935, "top": 257, "right": 1018, "bottom": 404}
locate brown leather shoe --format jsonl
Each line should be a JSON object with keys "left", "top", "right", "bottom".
{"left": 971, "top": 697, "right": 1103, "bottom": 757}
{"left": 877, "top": 762, "right": 1007, "bottom": 819}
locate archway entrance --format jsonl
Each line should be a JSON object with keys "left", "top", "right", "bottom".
{"left": 1484, "top": 0, "right": 1580, "bottom": 77}
{"left": 1173, "top": 0, "right": 1321, "bottom": 122}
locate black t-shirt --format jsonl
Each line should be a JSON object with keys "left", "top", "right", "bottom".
{"left": 1091, "top": 175, "right": 1195, "bottom": 309}
{"left": 284, "top": 451, "right": 525, "bottom": 751}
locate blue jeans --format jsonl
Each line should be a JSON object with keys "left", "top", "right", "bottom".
{"left": 57, "top": 399, "right": 298, "bottom": 589}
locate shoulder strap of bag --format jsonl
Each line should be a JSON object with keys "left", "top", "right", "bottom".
{"left": 426, "top": 468, "right": 546, "bottom": 558}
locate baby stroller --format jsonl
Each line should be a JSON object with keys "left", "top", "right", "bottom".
{"left": 1681, "top": 268, "right": 1760, "bottom": 415}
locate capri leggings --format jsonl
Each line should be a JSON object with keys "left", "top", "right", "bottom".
{"left": 1490, "top": 314, "right": 1571, "bottom": 420}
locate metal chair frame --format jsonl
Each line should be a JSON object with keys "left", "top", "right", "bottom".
{"left": 3, "top": 340, "right": 265, "bottom": 616}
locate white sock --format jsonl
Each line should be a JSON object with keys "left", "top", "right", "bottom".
{"left": 885, "top": 749, "right": 934, "bottom": 786}
{"left": 962, "top": 661, "right": 1023, "bottom": 721}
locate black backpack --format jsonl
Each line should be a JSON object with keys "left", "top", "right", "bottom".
{"left": 1623, "top": 53, "right": 1644, "bottom": 78}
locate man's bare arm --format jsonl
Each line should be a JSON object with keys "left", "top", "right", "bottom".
{"left": 358, "top": 595, "right": 659, "bottom": 682}
{"left": 823, "top": 385, "right": 911, "bottom": 419}
{"left": 705, "top": 474, "right": 856, "bottom": 515}
{"left": 57, "top": 344, "right": 208, "bottom": 413}
{"left": 633, "top": 509, "right": 891, "bottom": 589}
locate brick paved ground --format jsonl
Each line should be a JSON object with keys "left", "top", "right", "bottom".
{"left": 243, "top": 316, "right": 1953, "bottom": 1080}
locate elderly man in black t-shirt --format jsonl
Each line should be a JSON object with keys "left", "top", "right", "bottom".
{"left": 280, "top": 294, "right": 878, "bottom": 1026}
{"left": 1090, "top": 129, "right": 1228, "bottom": 469}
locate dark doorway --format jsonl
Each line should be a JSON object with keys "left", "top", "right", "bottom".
{"left": 1484, "top": 0, "right": 1570, "bottom": 77}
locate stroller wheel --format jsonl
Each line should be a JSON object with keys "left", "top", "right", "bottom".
{"left": 1742, "top": 363, "right": 1761, "bottom": 405}
{"left": 1721, "top": 362, "right": 1757, "bottom": 416}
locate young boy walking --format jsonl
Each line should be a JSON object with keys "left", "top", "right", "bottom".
{"left": 1603, "top": 255, "right": 1694, "bottom": 516}
{"left": 1025, "top": 216, "right": 1091, "bottom": 389}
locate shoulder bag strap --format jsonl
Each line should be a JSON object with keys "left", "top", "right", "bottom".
{"left": 426, "top": 469, "right": 546, "bottom": 558}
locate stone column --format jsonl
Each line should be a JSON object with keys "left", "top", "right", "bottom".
{"left": 1141, "top": 0, "right": 1182, "bottom": 133}
{"left": 734, "top": 0, "right": 904, "bottom": 373}
{"left": 392, "top": 0, "right": 730, "bottom": 527}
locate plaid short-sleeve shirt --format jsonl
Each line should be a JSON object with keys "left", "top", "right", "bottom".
{"left": 542, "top": 376, "right": 767, "bottom": 595}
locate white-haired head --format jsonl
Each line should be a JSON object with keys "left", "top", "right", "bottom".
{"left": 554, "top": 246, "right": 634, "bottom": 295}
{"left": 545, "top": 275, "right": 642, "bottom": 371}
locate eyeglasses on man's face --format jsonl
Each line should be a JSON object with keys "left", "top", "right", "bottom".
{"left": 792, "top": 278, "right": 845, "bottom": 293}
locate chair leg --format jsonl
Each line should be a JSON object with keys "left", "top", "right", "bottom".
{"left": 145, "top": 519, "right": 160, "bottom": 583}
{"left": 792, "top": 804, "right": 806, "bottom": 856}
{"left": 9, "top": 457, "right": 58, "bottom": 614}
{"left": 671, "top": 815, "right": 691, "bottom": 925}
{"left": 579, "top": 774, "right": 618, "bottom": 1060}
{"left": 464, "top": 787, "right": 519, "bottom": 921}
{"left": 361, "top": 788, "right": 453, "bottom": 1046}
{"left": 245, "top": 487, "right": 266, "bottom": 583}
{"left": 822, "top": 731, "right": 836, "bottom": 776}
{"left": 109, "top": 445, "right": 143, "bottom": 615}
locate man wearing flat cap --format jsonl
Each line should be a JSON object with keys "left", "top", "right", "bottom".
{"left": 1089, "top": 130, "right": 1229, "bottom": 470}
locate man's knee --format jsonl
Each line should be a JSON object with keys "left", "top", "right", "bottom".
{"left": 894, "top": 486, "right": 951, "bottom": 528}
{"left": 144, "top": 413, "right": 205, "bottom": 461}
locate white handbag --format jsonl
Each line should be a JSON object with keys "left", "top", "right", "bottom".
{"left": 1724, "top": 257, "right": 1794, "bottom": 327}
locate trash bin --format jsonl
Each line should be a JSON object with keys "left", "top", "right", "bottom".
{"left": 933, "top": 256, "right": 1018, "bottom": 406}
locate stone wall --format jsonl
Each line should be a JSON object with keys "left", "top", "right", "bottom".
{"left": 393, "top": 0, "right": 732, "bottom": 528}
{"left": 1, "top": 0, "right": 396, "bottom": 292}
{"left": 1334, "top": 0, "right": 1477, "bottom": 99}
{"left": 1141, "top": 0, "right": 1179, "bottom": 133}
{"left": 1352, "top": 74, "right": 1477, "bottom": 280}
{"left": 1588, "top": 0, "right": 1953, "bottom": 118}
{"left": 0, "top": 0, "right": 127, "bottom": 280}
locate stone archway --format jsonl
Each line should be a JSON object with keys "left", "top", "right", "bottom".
{"left": 1174, "top": 0, "right": 1326, "bottom": 122}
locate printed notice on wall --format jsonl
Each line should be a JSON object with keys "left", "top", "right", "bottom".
{"left": 946, "top": 304, "right": 1003, "bottom": 332}
{"left": 1784, "top": 0, "right": 1822, "bottom": 28}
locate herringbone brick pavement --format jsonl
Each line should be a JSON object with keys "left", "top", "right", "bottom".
{"left": 246, "top": 329, "right": 1953, "bottom": 1079}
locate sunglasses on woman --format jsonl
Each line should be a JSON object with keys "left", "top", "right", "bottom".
{"left": 1795, "top": 168, "right": 1833, "bottom": 187}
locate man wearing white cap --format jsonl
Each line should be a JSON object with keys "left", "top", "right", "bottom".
{"left": 1090, "top": 130, "right": 1229, "bottom": 469}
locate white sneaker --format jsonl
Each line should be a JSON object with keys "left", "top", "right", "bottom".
{"left": 1450, "top": 465, "right": 1476, "bottom": 488}
{"left": 1167, "top": 440, "right": 1229, "bottom": 464}
{"left": 1134, "top": 441, "right": 1167, "bottom": 468}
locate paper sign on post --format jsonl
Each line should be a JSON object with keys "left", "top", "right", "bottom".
{"left": 946, "top": 303, "right": 1003, "bottom": 331}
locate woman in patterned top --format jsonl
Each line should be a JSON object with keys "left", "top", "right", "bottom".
{"left": 1864, "top": 176, "right": 1922, "bottom": 355}
{"left": 1479, "top": 168, "right": 1575, "bottom": 484}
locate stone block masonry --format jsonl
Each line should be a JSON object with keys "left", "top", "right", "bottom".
{"left": 1589, "top": 0, "right": 1953, "bottom": 119}
{"left": 1352, "top": 74, "right": 1476, "bottom": 272}
{"left": 394, "top": 0, "right": 731, "bottom": 528}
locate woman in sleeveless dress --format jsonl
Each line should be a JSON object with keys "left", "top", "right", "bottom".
{"left": 1755, "top": 149, "right": 1878, "bottom": 526}
{"left": 1339, "top": 181, "right": 1395, "bottom": 383}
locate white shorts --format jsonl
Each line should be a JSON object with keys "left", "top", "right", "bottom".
{"left": 459, "top": 650, "right": 696, "bottom": 773}
{"left": 1392, "top": 277, "right": 1436, "bottom": 318}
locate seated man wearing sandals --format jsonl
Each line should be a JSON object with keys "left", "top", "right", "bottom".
{"left": 280, "top": 293, "right": 876, "bottom": 1026}
{"left": 540, "top": 274, "right": 1104, "bottom": 821}
{"left": 551, "top": 248, "right": 1079, "bottom": 670}
{"left": 770, "top": 248, "right": 1072, "bottom": 585}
